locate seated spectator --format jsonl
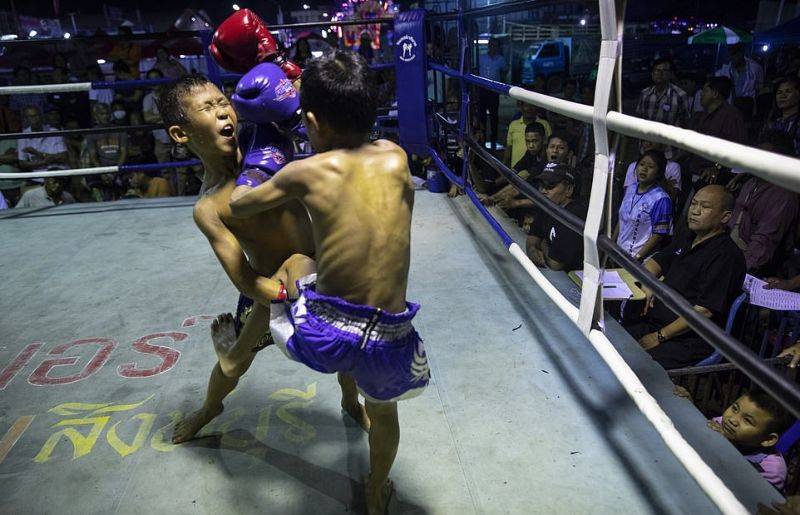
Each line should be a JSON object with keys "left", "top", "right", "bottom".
{"left": 615, "top": 149, "right": 674, "bottom": 261}
{"left": 153, "top": 46, "right": 187, "bottom": 80}
{"left": 86, "top": 65, "right": 114, "bottom": 107}
{"left": 481, "top": 122, "right": 546, "bottom": 207}
{"left": 728, "top": 132, "right": 799, "bottom": 276}
{"left": 17, "top": 106, "right": 68, "bottom": 175}
{"left": 44, "top": 108, "right": 63, "bottom": 131}
{"left": 48, "top": 66, "right": 90, "bottom": 128}
{"left": 623, "top": 185, "right": 745, "bottom": 368}
{"left": 623, "top": 140, "right": 681, "bottom": 193}
{"left": 113, "top": 61, "right": 144, "bottom": 114}
{"left": 0, "top": 95, "right": 21, "bottom": 193}
{"left": 526, "top": 163, "right": 587, "bottom": 271}
{"left": 127, "top": 171, "right": 173, "bottom": 198}
{"left": 126, "top": 111, "right": 154, "bottom": 165}
{"left": 108, "top": 25, "right": 142, "bottom": 79}
{"left": 683, "top": 77, "right": 747, "bottom": 187}
{"left": 292, "top": 38, "right": 314, "bottom": 69}
{"left": 761, "top": 76, "right": 800, "bottom": 156}
{"left": 778, "top": 342, "right": 800, "bottom": 368}
{"left": 0, "top": 95, "right": 21, "bottom": 133}
{"left": 142, "top": 69, "right": 179, "bottom": 188}
{"left": 9, "top": 66, "right": 49, "bottom": 119}
{"left": 716, "top": 44, "right": 764, "bottom": 123}
{"left": 504, "top": 99, "right": 551, "bottom": 170}
{"left": 15, "top": 177, "right": 75, "bottom": 208}
{"left": 708, "top": 388, "right": 794, "bottom": 492}
{"left": 85, "top": 103, "right": 128, "bottom": 168}
{"left": 110, "top": 100, "right": 129, "bottom": 127}
{"left": 553, "top": 78, "right": 579, "bottom": 102}
{"left": 61, "top": 118, "right": 92, "bottom": 202}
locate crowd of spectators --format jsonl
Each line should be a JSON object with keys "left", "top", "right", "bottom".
{"left": 442, "top": 39, "right": 800, "bottom": 376}
{"left": 0, "top": 29, "right": 203, "bottom": 208}
{"left": 0, "top": 27, "right": 376, "bottom": 209}
{"left": 432, "top": 39, "right": 800, "bottom": 495}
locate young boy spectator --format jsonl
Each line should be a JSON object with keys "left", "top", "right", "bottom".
{"left": 708, "top": 388, "right": 794, "bottom": 491}
{"left": 504, "top": 99, "right": 551, "bottom": 170}
{"left": 229, "top": 51, "right": 430, "bottom": 515}
{"left": 526, "top": 163, "right": 587, "bottom": 271}
{"left": 127, "top": 171, "right": 172, "bottom": 198}
{"left": 482, "top": 122, "right": 547, "bottom": 207}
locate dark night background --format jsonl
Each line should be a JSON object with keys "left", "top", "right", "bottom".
{"left": 11, "top": 0, "right": 762, "bottom": 27}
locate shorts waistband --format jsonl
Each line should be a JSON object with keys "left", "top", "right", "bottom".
{"left": 297, "top": 276, "right": 420, "bottom": 344}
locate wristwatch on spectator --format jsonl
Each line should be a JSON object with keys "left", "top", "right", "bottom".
{"left": 657, "top": 330, "right": 667, "bottom": 343}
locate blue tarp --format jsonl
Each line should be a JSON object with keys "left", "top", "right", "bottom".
{"left": 755, "top": 16, "right": 800, "bottom": 43}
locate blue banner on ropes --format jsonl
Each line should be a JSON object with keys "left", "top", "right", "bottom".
{"left": 393, "top": 9, "right": 430, "bottom": 156}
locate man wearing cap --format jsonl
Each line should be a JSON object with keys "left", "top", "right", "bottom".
{"left": 526, "top": 163, "right": 587, "bottom": 271}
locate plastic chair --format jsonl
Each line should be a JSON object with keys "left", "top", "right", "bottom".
{"left": 694, "top": 293, "right": 749, "bottom": 367}
{"left": 777, "top": 420, "right": 800, "bottom": 455}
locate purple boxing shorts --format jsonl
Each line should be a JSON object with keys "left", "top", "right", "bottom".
{"left": 270, "top": 275, "right": 430, "bottom": 402}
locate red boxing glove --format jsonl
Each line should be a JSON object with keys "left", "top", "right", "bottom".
{"left": 210, "top": 9, "right": 302, "bottom": 82}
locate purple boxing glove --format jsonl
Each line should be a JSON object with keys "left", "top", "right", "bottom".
{"left": 232, "top": 62, "right": 299, "bottom": 124}
{"left": 237, "top": 143, "right": 288, "bottom": 186}
{"left": 236, "top": 168, "right": 273, "bottom": 187}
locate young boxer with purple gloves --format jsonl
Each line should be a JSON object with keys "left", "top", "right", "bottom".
{"left": 158, "top": 64, "right": 369, "bottom": 443}
{"left": 230, "top": 50, "right": 430, "bottom": 515}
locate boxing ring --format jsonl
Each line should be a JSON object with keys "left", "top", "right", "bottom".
{"left": 0, "top": 1, "right": 798, "bottom": 514}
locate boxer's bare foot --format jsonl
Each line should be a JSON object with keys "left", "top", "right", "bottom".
{"left": 342, "top": 401, "right": 371, "bottom": 432}
{"left": 211, "top": 313, "right": 239, "bottom": 377}
{"left": 172, "top": 405, "right": 223, "bottom": 443}
{"left": 365, "top": 477, "right": 394, "bottom": 515}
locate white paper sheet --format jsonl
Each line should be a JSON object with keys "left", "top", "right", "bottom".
{"left": 576, "top": 270, "right": 634, "bottom": 300}
{"left": 742, "top": 274, "right": 800, "bottom": 311}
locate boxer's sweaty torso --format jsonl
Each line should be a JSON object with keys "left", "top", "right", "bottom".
{"left": 300, "top": 140, "right": 413, "bottom": 314}
{"left": 199, "top": 180, "right": 314, "bottom": 276}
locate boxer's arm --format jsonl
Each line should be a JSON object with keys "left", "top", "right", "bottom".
{"left": 229, "top": 160, "right": 309, "bottom": 217}
{"left": 193, "top": 200, "right": 285, "bottom": 305}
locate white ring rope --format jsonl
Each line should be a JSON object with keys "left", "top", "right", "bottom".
{"left": 506, "top": 243, "right": 748, "bottom": 514}
{"left": 0, "top": 166, "right": 118, "bottom": 179}
{"left": 0, "top": 82, "right": 93, "bottom": 95}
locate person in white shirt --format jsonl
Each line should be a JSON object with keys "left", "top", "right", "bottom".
{"left": 15, "top": 177, "right": 75, "bottom": 208}
{"left": 716, "top": 44, "right": 764, "bottom": 120}
{"left": 17, "top": 106, "right": 68, "bottom": 176}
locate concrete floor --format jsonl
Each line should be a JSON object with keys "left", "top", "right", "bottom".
{"left": 0, "top": 192, "right": 783, "bottom": 515}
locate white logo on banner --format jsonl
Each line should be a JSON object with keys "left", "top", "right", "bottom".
{"left": 397, "top": 35, "right": 418, "bottom": 62}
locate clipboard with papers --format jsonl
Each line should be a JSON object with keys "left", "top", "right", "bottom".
{"left": 568, "top": 269, "right": 646, "bottom": 301}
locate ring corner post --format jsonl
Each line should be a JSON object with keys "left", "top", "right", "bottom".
{"left": 394, "top": 9, "right": 431, "bottom": 158}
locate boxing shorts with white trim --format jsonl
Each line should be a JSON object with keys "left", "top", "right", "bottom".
{"left": 270, "top": 274, "right": 430, "bottom": 402}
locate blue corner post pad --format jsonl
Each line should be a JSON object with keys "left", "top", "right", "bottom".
{"left": 394, "top": 9, "right": 431, "bottom": 157}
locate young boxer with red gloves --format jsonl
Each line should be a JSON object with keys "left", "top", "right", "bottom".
{"left": 158, "top": 69, "right": 369, "bottom": 444}
{"left": 230, "top": 50, "right": 429, "bottom": 515}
